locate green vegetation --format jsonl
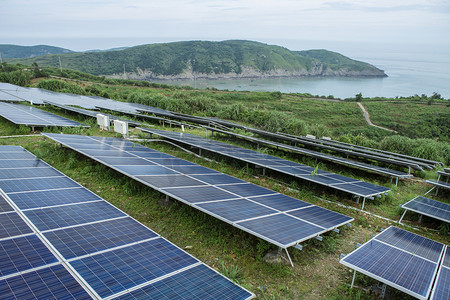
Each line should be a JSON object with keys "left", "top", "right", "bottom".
{"left": 0, "top": 44, "right": 72, "bottom": 59}
{"left": 8, "top": 40, "right": 386, "bottom": 77}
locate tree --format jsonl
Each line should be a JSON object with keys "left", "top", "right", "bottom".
{"left": 355, "top": 92, "right": 362, "bottom": 101}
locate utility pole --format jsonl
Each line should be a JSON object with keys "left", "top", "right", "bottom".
{"left": 58, "top": 56, "right": 62, "bottom": 73}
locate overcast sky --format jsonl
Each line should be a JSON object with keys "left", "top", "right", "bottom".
{"left": 1, "top": 0, "right": 450, "bottom": 52}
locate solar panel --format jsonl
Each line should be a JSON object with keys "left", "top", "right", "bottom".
{"left": 340, "top": 226, "right": 445, "bottom": 300}
{"left": 0, "top": 145, "right": 253, "bottom": 299}
{"left": 400, "top": 196, "right": 450, "bottom": 224}
{"left": 0, "top": 102, "right": 89, "bottom": 128}
{"left": 431, "top": 246, "right": 449, "bottom": 300}
{"left": 43, "top": 133, "right": 353, "bottom": 257}
{"left": 139, "top": 128, "right": 390, "bottom": 203}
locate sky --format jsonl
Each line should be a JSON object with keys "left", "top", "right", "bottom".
{"left": 1, "top": 0, "right": 450, "bottom": 52}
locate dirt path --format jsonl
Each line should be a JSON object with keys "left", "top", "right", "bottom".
{"left": 357, "top": 102, "right": 396, "bottom": 132}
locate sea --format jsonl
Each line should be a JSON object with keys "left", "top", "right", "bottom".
{"left": 151, "top": 40, "right": 450, "bottom": 99}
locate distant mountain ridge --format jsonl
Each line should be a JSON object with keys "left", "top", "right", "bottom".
{"left": 0, "top": 44, "right": 73, "bottom": 59}
{"left": 6, "top": 40, "right": 387, "bottom": 79}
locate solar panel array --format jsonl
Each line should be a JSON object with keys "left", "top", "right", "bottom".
{"left": 0, "top": 145, "right": 253, "bottom": 299}
{"left": 400, "top": 196, "right": 450, "bottom": 224}
{"left": 140, "top": 128, "right": 390, "bottom": 200}
{"left": 0, "top": 102, "right": 89, "bottom": 128}
{"left": 340, "top": 226, "right": 446, "bottom": 300}
{"left": 43, "top": 133, "right": 353, "bottom": 250}
{"left": 431, "top": 246, "right": 450, "bottom": 300}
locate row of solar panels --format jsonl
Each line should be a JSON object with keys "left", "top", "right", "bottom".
{"left": 341, "top": 226, "right": 448, "bottom": 300}
{"left": 139, "top": 128, "right": 390, "bottom": 203}
{"left": 43, "top": 133, "right": 354, "bottom": 255}
{"left": 0, "top": 145, "right": 254, "bottom": 299}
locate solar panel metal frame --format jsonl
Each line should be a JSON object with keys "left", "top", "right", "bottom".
{"left": 400, "top": 196, "right": 450, "bottom": 224}
{"left": 0, "top": 145, "right": 254, "bottom": 300}
{"left": 139, "top": 128, "right": 390, "bottom": 200}
{"left": 430, "top": 246, "right": 449, "bottom": 300}
{"left": 340, "top": 226, "right": 445, "bottom": 300}
{"left": 42, "top": 133, "right": 353, "bottom": 251}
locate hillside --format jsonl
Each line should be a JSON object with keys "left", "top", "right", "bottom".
{"left": 8, "top": 40, "right": 387, "bottom": 79}
{"left": 0, "top": 44, "right": 73, "bottom": 59}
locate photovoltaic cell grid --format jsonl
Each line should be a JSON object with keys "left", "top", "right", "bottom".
{"left": 0, "top": 102, "right": 89, "bottom": 128}
{"left": 140, "top": 128, "right": 390, "bottom": 198}
{"left": 43, "top": 133, "right": 353, "bottom": 249}
{"left": 400, "top": 196, "right": 450, "bottom": 224}
{"left": 431, "top": 246, "right": 449, "bottom": 300}
{"left": 0, "top": 145, "right": 253, "bottom": 299}
{"left": 340, "top": 226, "right": 446, "bottom": 300}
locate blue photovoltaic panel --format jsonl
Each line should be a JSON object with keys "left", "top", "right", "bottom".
{"left": 197, "top": 199, "right": 277, "bottom": 222}
{"left": 0, "top": 212, "right": 33, "bottom": 239}
{"left": 98, "top": 156, "right": 155, "bottom": 166}
{"left": 0, "top": 159, "right": 49, "bottom": 169}
{"left": 70, "top": 239, "right": 199, "bottom": 298}
{"left": 23, "top": 201, "right": 126, "bottom": 231}
{"left": 43, "top": 133, "right": 353, "bottom": 250}
{"left": 375, "top": 226, "right": 443, "bottom": 262}
{"left": 238, "top": 214, "right": 323, "bottom": 246}
{"left": 136, "top": 175, "right": 206, "bottom": 188}
{"left": 0, "top": 235, "right": 58, "bottom": 277}
{"left": 0, "top": 151, "right": 36, "bottom": 160}
{"left": 163, "top": 186, "right": 239, "bottom": 203}
{"left": 45, "top": 217, "right": 158, "bottom": 259}
{"left": 0, "top": 176, "right": 79, "bottom": 193}
{"left": 287, "top": 206, "right": 352, "bottom": 228}
{"left": 0, "top": 195, "right": 13, "bottom": 213}
{"left": 402, "top": 196, "right": 450, "bottom": 223}
{"left": 0, "top": 264, "right": 92, "bottom": 300}
{"left": 114, "top": 264, "right": 253, "bottom": 300}
{"left": 431, "top": 267, "right": 450, "bottom": 300}
{"left": 8, "top": 187, "right": 102, "bottom": 210}
{"left": 248, "top": 194, "right": 311, "bottom": 212}
{"left": 0, "top": 167, "right": 61, "bottom": 180}
{"left": 0, "top": 144, "right": 253, "bottom": 299}
{"left": 82, "top": 149, "right": 135, "bottom": 157}
{"left": 0, "top": 145, "right": 23, "bottom": 151}
{"left": 340, "top": 226, "right": 444, "bottom": 300}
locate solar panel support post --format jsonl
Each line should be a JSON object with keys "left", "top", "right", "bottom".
{"left": 351, "top": 269, "right": 357, "bottom": 288}
{"left": 361, "top": 197, "right": 366, "bottom": 210}
{"left": 279, "top": 247, "right": 294, "bottom": 267}
{"left": 398, "top": 209, "right": 407, "bottom": 224}
{"left": 379, "top": 282, "right": 387, "bottom": 299}
{"left": 424, "top": 186, "right": 435, "bottom": 195}
{"left": 418, "top": 214, "right": 423, "bottom": 223}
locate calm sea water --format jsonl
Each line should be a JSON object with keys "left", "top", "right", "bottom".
{"left": 153, "top": 40, "right": 450, "bottom": 99}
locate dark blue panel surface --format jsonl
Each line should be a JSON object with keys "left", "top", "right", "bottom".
{"left": 0, "top": 159, "right": 49, "bottom": 169}
{"left": 238, "top": 214, "right": 323, "bottom": 247}
{"left": 444, "top": 247, "right": 450, "bottom": 268}
{"left": 287, "top": 206, "right": 353, "bottom": 228}
{"left": 248, "top": 194, "right": 310, "bottom": 212}
{"left": 353, "top": 181, "right": 389, "bottom": 193}
{"left": 97, "top": 157, "right": 154, "bottom": 166}
{"left": 375, "top": 227, "right": 443, "bottom": 262}
{"left": 0, "top": 152, "right": 36, "bottom": 160}
{"left": 0, "top": 195, "right": 13, "bottom": 213}
{"left": 127, "top": 151, "right": 173, "bottom": 159}
{"left": 168, "top": 165, "right": 220, "bottom": 175}
{"left": 191, "top": 174, "right": 246, "bottom": 185}
{"left": 148, "top": 158, "right": 197, "bottom": 166}
{"left": 8, "top": 187, "right": 102, "bottom": 210}
{"left": 114, "top": 165, "right": 177, "bottom": 176}
{"left": 0, "top": 235, "right": 57, "bottom": 277}
{"left": 342, "top": 239, "right": 437, "bottom": 298}
{"left": 218, "top": 183, "right": 274, "bottom": 198}
{"left": 332, "top": 183, "right": 376, "bottom": 196}
{"left": 197, "top": 199, "right": 277, "bottom": 222}
{"left": 163, "top": 186, "right": 239, "bottom": 203}
{"left": 0, "top": 264, "right": 92, "bottom": 300}
{"left": 431, "top": 266, "right": 449, "bottom": 300}
{"left": 114, "top": 264, "right": 252, "bottom": 300}
{"left": 0, "top": 145, "right": 24, "bottom": 151}
{"left": 45, "top": 217, "right": 158, "bottom": 259}
{"left": 0, "top": 177, "right": 79, "bottom": 193}
{"left": 0, "top": 167, "right": 61, "bottom": 180}
{"left": 297, "top": 174, "right": 344, "bottom": 186}
{"left": 81, "top": 149, "right": 134, "bottom": 157}
{"left": 70, "top": 239, "right": 198, "bottom": 298}
{"left": 0, "top": 212, "right": 33, "bottom": 239}
{"left": 403, "top": 196, "right": 450, "bottom": 222}
{"left": 24, "top": 201, "right": 125, "bottom": 231}
{"left": 136, "top": 175, "right": 206, "bottom": 188}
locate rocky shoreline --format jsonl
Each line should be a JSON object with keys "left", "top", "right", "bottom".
{"left": 108, "top": 65, "right": 387, "bottom": 81}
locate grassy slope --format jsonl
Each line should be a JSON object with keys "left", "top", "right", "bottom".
{"left": 0, "top": 101, "right": 448, "bottom": 299}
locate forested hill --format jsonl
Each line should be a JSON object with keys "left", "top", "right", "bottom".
{"left": 8, "top": 40, "right": 387, "bottom": 79}
{"left": 0, "top": 44, "right": 73, "bottom": 59}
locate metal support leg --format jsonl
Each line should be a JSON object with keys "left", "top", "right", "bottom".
{"left": 262, "top": 168, "right": 266, "bottom": 176}
{"left": 380, "top": 283, "right": 387, "bottom": 299}
{"left": 390, "top": 177, "right": 393, "bottom": 184}
{"left": 418, "top": 214, "right": 423, "bottom": 223}
{"left": 424, "top": 186, "right": 436, "bottom": 195}
{"left": 435, "top": 187, "right": 440, "bottom": 196}
{"left": 398, "top": 209, "right": 407, "bottom": 224}
{"left": 408, "top": 166, "right": 411, "bottom": 174}
{"left": 361, "top": 197, "right": 366, "bottom": 210}
{"left": 199, "top": 149, "right": 202, "bottom": 156}
{"left": 351, "top": 269, "right": 357, "bottom": 288}
{"left": 283, "top": 248, "right": 294, "bottom": 267}
{"left": 396, "top": 177, "right": 399, "bottom": 186}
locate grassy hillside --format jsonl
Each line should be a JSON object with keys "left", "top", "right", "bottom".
{"left": 0, "top": 44, "right": 73, "bottom": 59}
{"left": 8, "top": 40, "right": 386, "bottom": 77}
